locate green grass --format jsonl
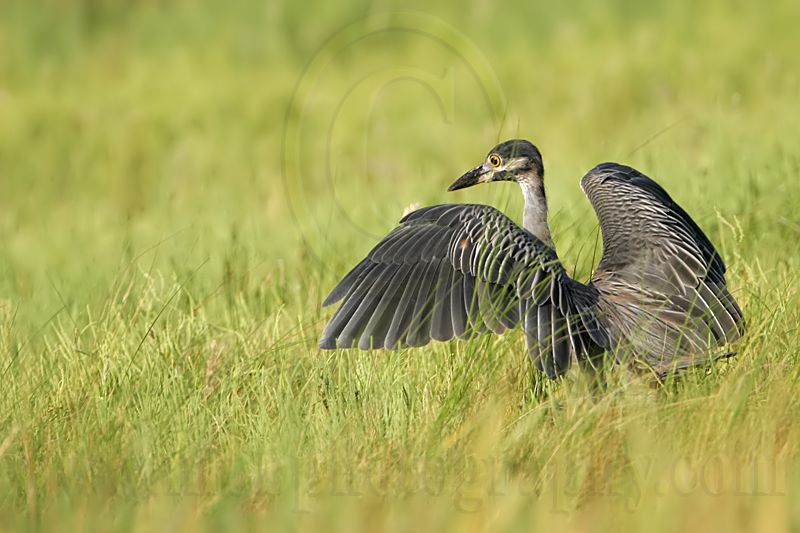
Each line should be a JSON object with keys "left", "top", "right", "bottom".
{"left": 1, "top": 0, "right": 800, "bottom": 530}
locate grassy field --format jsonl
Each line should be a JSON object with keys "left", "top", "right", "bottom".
{"left": 1, "top": 0, "right": 800, "bottom": 530}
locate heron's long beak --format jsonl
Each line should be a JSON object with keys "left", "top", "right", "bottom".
{"left": 447, "top": 164, "right": 492, "bottom": 192}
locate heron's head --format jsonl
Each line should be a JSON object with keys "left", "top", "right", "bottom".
{"left": 448, "top": 139, "right": 544, "bottom": 192}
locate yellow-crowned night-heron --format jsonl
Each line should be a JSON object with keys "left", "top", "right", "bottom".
{"left": 319, "top": 139, "right": 744, "bottom": 379}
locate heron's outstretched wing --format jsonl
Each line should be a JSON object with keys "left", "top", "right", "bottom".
{"left": 581, "top": 163, "right": 744, "bottom": 373}
{"left": 319, "top": 204, "right": 608, "bottom": 378}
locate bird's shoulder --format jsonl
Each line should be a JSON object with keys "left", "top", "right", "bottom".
{"left": 399, "top": 203, "right": 506, "bottom": 225}
{"left": 396, "top": 203, "right": 560, "bottom": 265}
{"left": 579, "top": 162, "right": 673, "bottom": 203}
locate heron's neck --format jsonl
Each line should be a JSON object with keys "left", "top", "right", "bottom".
{"left": 519, "top": 178, "right": 553, "bottom": 248}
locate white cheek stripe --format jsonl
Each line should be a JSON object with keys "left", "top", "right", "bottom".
{"left": 503, "top": 157, "right": 527, "bottom": 172}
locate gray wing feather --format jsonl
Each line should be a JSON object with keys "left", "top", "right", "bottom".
{"left": 320, "top": 204, "right": 610, "bottom": 378}
{"left": 581, "top": 163, "right": 744, "bottom": 373}
{"left": 358, "top": 264, "right": 410, "bottom": 349}
{"left": 450, "top": 271, "right": 469, "bottom": 339}
{"left": 384, "top": 263, "right": 425, "bottom": 349}
{"left": 338, "top": 264, "right": 397, "bottom": 348}
{"left": 407, "top": 260, "right": 440, "bottom": 346}
{"left": 430, "top": 264, "right": 454, "bottom": 342}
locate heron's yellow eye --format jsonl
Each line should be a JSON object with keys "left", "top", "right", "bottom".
{"left": 488, "top": 154, "right": 502, "bottom": 167}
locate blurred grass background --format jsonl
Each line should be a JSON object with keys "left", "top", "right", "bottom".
{"left": 1, "top": 0, "right": 800, "bottom": 531}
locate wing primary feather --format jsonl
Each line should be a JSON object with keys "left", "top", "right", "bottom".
{"left": 450, "top": 271, "right": 469, "bottom": 338}
{"left": 338, "top": 265, "right": 398, "bottom": 348}
{"left": 357, "top": 264, "right": 409, "bottom": 349}
{"left": 552, "top": 306, "right": 571, "bottom": 376}
{"left": 385, "top": 263, "right": 426, "bottom": 349}
{"left": 463, "top": 274, "right": 486, "bottom": 334}
{"left": 322, "top": 259, "right": 370, "bottom": 307}
{"left": 407, "top": 260, "right": 440, "bottom": 347}
{"left": 431, "top": 261, "right": 455, "bottom": 342}
{"left": 538, "top": 303, "right": 554, "bottom": 378}
{"left": 320, "top": 262, "right": 381, "bottom": 348}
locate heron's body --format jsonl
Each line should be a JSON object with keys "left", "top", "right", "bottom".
{"left": 319, "top": 140, "right": 743, "bottom": 379}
